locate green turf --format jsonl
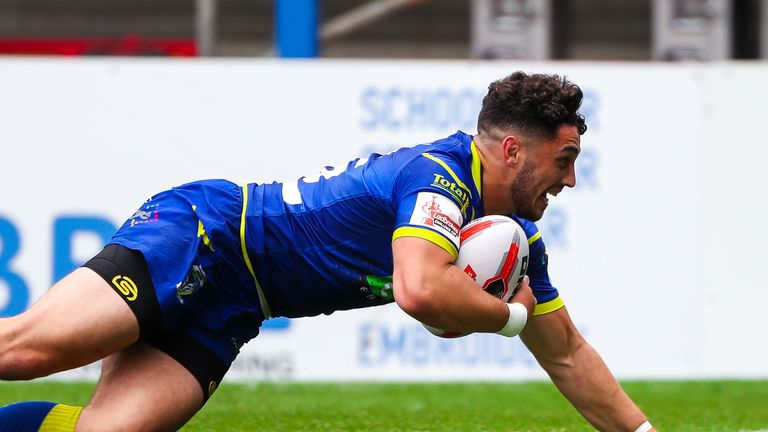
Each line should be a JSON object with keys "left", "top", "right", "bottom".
{"left": 2, "top": 380, "right": 768, "bottom": 431}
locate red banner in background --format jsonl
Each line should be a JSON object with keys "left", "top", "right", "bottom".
{"left": 0, "top": 34, "right": 196, "bottom": 56}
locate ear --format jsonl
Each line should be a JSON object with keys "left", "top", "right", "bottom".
{"left": 500, "top": 135, "right": 523, "bottom": 167}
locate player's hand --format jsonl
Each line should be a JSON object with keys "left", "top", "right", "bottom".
{"left": 510, "top": 275, "right": 536, "bottom": 317}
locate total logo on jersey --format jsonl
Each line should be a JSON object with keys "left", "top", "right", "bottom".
{"left": 431, "top": 173, "right": 470, "bottom": 213}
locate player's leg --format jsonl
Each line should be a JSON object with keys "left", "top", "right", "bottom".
{"left": 0, "top": 188, "right": 190, "bottom": 379}
{"left": 75, "top": 341, "right": 204, "bottom": 432}
{"left": 0, "top": 340, "right": 208, "bottom": 431}
{"left": 1, "top": 183, "right": 250, "bottom": 429}
{"left": 0, "top": 401, "right": 82, "bottom": 431}
{"left": 77, "top": 324, "right": 236, "bottom": 431}
{"left": 0, "top": 267, "right": 139, "bottom": 430}
{"left": 0, "top": 267, "right": 139, "bottom": 380}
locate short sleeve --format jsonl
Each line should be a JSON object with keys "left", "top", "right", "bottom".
{"left": 391, "top": 154, "right": 473, "bottom": 260}
{"left": 511, "top": 216, "right": 565, "bottom": 316}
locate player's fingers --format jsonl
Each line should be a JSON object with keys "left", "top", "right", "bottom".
{"left": 523, "top": 277, "right": 537, "bottom": 305}
{"left": 518, "top": 276, "right": 531, "bottom": 292}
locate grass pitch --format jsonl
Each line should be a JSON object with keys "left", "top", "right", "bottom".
{"left": 2, "top": 380, "right": 768, "bottom": 431}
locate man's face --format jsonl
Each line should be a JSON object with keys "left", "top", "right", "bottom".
{"left": 509, "top": 124, "right": 581, "bottom": 221}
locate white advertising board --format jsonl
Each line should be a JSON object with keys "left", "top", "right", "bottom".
{"left": 0, "top": 59, "right": 766, "bottom": 381}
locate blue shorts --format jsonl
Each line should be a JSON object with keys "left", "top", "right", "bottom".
{"left": 85, "top": 180, "right": 264, "bottom": 400}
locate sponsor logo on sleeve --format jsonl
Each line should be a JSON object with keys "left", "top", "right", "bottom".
{"left": 408, "top": 192, "right": 462, "bottom": 247}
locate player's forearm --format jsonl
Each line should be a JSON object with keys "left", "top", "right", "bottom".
{"left": 543, "top": 341, "right": 649, "bottom": 431}
{"left": 394, "top": 263, "right": 508, "bottom": 333}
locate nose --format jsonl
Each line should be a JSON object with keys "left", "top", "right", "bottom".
{"left": 563, "top": 164, "right": 576, "bottom": 188}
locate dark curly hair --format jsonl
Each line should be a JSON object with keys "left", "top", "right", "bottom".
{"left": 477, "top": 71, "right": 587, "bottom": 141}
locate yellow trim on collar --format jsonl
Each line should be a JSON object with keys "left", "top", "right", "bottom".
{"left": 470, "top": 140, "right": 482, "bottom": 196}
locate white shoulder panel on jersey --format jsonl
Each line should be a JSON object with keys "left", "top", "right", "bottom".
{"left": 407, "top": 192, "right": 463, "bottom": 251}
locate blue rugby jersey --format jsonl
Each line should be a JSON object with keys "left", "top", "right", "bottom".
{"left": 236, "top": 131, "right": 563, "bottom": 319}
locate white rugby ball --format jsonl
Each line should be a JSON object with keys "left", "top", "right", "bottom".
{"left": 423, "top": 215, "right": 530, "bottom": 338}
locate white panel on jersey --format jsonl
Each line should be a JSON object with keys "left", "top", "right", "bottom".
{"left": 280, "top": 160, "right": 367, "bottom": 206}
{"left": 408, "top": 192, "right": 463, "bottom": 250}
{"left": 281, "top": 181, "right": 302, "bottom": 205}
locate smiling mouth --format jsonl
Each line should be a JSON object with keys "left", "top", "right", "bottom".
{"left": 541, "top": 190, "right": 560, "bottom": 205}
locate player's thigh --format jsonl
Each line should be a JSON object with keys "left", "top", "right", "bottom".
{"left": 1, "top": 267, "right": 138, "bottom": 378}
{"left": 77, "top": 342, "right": 203, "bottom": 432}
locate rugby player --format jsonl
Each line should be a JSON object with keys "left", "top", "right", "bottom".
{"left": 0, "top": 71, "right": 654, "bottom": 432}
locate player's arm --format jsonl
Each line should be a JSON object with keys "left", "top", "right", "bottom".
{"left": 520, "top": 307, "right": 654, "bottom": 431}
{"left": 389, "top": 153, "right": 534, "bottom": 334}
{"left": 391, "top": 236, "right": 535, "bottom": 333}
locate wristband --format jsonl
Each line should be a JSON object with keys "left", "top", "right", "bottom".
{"left": 496, "top": 302, "right": 528, "bottom": 337}
{"left": 633, "top": 420, "right": 653, "bottom": 432}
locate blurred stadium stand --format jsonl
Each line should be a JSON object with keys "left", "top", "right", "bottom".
{"left": 0, "top": 0, "right": 762, "bottom": 60}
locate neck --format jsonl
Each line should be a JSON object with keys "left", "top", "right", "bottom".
{"left": 474, "top": 134, "right": 514, "bottom": 215}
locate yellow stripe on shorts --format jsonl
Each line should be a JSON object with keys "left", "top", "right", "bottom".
{"left": 240, "top": 184, "right": 272, "bottom": 319}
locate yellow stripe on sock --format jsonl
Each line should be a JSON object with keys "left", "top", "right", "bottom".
{"left": 38, "top": 404, "right": 83, "bottom": 432}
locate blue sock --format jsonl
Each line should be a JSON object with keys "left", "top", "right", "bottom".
{"left": 0, "top": 401, "right": 82, "bottom": 431}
